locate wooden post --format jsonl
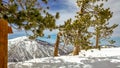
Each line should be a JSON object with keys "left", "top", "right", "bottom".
{"left": 0, "top": 19, "right": 13, "bottom": 68}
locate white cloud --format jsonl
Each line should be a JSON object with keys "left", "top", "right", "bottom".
{"left": 48, "top": 0, "right": 120, "bottom": 37}
{"left": 48, "top": 0, "right": 78, "bottom": 25}
{"left": 43, "top": 29, "right": 59, "bottom": 35}
{"left": 56, "top": 10, "right": 76, "bottom": 25}
{"left": 104, "top": 0, "right": 120, "bottom": 37}
{"left": 44, "top": 0, "right": 78, "bottom": 35}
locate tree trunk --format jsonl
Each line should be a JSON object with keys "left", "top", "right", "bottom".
{"left": 73, "top": 45, "right": 80, "bottom": 55}
{"left": 54, "top": 33, "right": 60, "bottom": 56}
{"left": 0, "top": 19, "right": 8, "bottom": 68}
{"left": 0, "top": 19, "right": 12, "bottom": 68}
{"left": 95, "top": 29, "right": 100, "bottom": 49}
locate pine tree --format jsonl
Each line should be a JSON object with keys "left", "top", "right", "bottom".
{"left": 0, "top": 0, "right": 59, "bottom": 67}
{"left": 53, "top": 0, "right": 93, "bottom": 56}
{"left": 75, "top": 0, "right": 118, "bottom": 49}
{"left": 62, "top": 15, "right": 92, "bottom": 55}
{"left": 89, "top": 0, "right": 118, "bottom": 49}
{"left": 59, "top": 0, "right": 93, "bottom": 55}
{"left": 0, "top": 0, "right": 59, "bottom": 39}
{"left": 59, "top": 0, "right": 118, "bottom": 55}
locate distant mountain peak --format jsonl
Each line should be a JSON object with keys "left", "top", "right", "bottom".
{"left": 8, "top": 36, "right": 72, "bottom": 62}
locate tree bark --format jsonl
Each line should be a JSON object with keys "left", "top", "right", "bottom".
{"left": 73, "top": 45, "right": 80, "bottom": 55}
{"left": 95, "top": 29, "right": 100, "bottom": 49}
{"left": 54, "top": 33, "right": 60, "bottom": 56}
{"left": 0, "top": 19, "right": 8, "bottom": 68}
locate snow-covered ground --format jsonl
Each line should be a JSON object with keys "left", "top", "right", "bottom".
{"left": 79, "top": 47, "right": 120, "bottom": 57}
{"left": 8, "top": 36, "right": 120, "bottom": 68}
{"left": 8, "top": 47, "right": 120, "bottom": 68}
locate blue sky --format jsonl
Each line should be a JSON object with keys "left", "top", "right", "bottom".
{"left": 9, "top": 0, "right": 120, "bottom": 45}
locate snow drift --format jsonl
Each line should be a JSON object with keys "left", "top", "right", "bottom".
{"left": 79, "top": 47, "right": 120, "bottom": 57}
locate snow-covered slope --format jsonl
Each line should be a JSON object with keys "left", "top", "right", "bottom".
{"left": 79, "top": 47, "right": 120, "bottom": 57}
{"left": 25, "top": 47, "right": 120, "bottom": 64}
{"left": 8, "top": 47, "right": 120, "bottom": 68}
{"left": 8, "top": 36, "right": 72, "bottom": 62}
{"left": 8, "top": 42, "right": 120, "bottom": 68}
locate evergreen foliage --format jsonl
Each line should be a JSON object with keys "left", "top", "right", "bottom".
{"left": 0, "top": 0, "right": 118, "bottom": 55}
{"left": 59, "top": 0, "right": 118, "bottom": 55}
{"left": 88, "top": 0, "right": 118, "bottom": 48}
{"left": 0, "top": 0, "right": 59, "bottom": 39}
{"left": 60, "top": 0, "right": 94, "bottom": 52}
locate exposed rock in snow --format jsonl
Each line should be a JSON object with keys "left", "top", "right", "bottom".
{"left": 8, "top": 36, "right": 72, "bottom": 62}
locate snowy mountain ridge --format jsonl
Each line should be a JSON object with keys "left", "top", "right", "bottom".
{"left": 8, "top": 36, "right": 72, "bottom": 62}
